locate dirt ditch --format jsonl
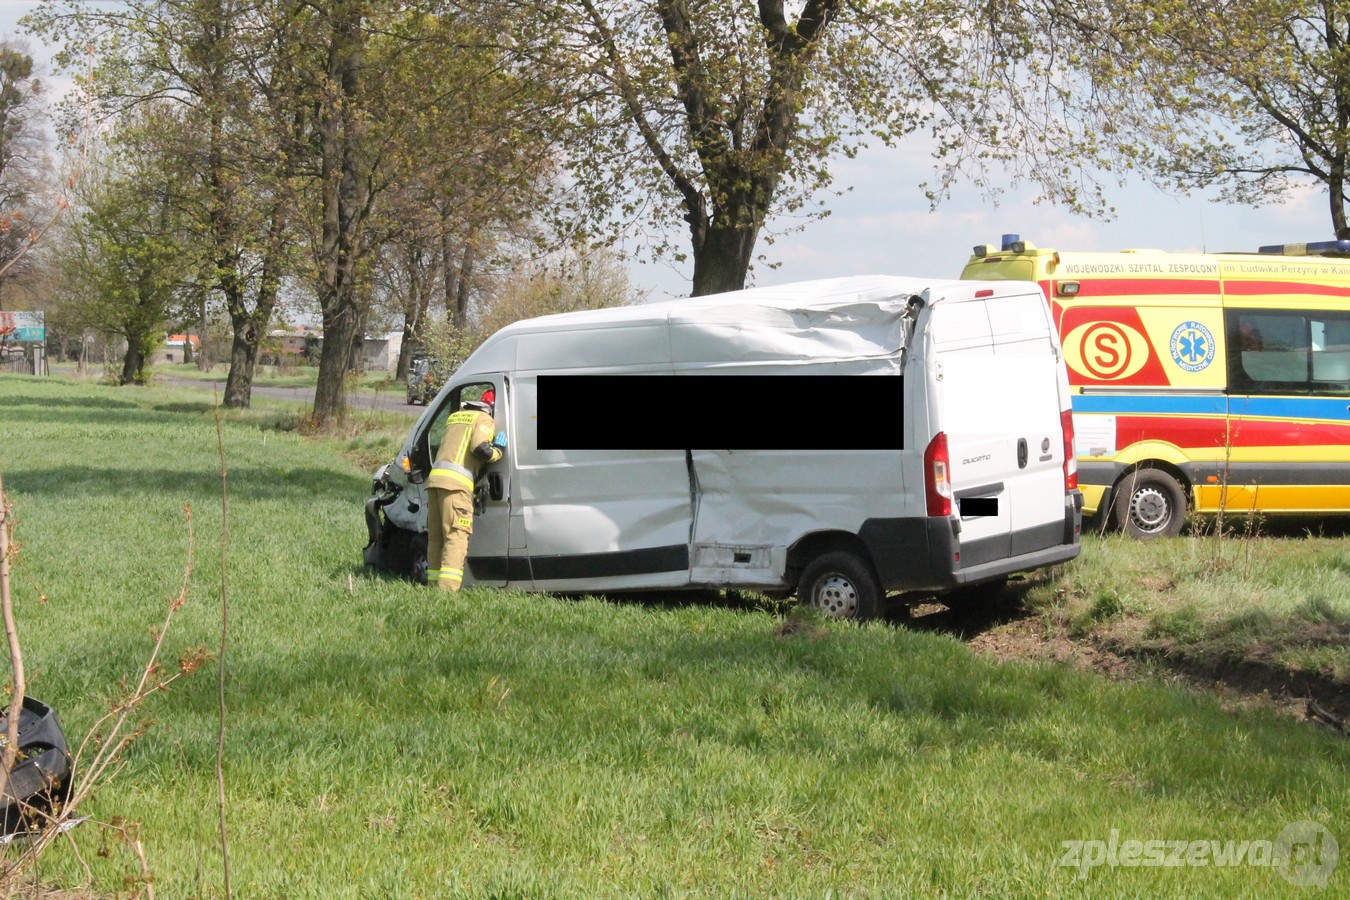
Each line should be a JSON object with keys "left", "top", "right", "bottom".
{"left": 902, "top": 595, "right": 1350, "bottom": 735}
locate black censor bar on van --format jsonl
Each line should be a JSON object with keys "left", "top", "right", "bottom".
{"left": 537, "top": 375, "right": 904, "bottom": 450}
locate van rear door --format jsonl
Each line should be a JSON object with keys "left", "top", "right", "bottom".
{"left": 989, "top": 291, "right": 1074, "bottom": 554}
{"left": 927, "top": 298, "right": 1014, "bottom": 560}
{"left": 928, "top": 288, "right": 1070, "bottom": 566}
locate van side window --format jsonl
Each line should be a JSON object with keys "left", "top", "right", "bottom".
{"left": 1227, "top": 310, "right": 1350, "bottom": 395}
{"left": 414, "top": 382, "right": 497, "bottom": 473}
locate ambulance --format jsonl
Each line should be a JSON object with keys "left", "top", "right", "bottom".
{"left": 962, "top": 236, "right": 1350, "bottom": 537}
{"left": 363, "top": 275, "right": 1083, "bottom": 618}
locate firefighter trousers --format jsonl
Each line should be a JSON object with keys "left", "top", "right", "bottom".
{"left": 426, "top": 486, "right": 474, "bottom": 591}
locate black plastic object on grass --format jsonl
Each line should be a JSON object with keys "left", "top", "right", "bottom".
{"left": 0, "top": 696, "right": 73, "bottom": 835}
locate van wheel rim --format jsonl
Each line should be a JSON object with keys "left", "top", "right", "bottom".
{"left": 813, "top": 575, "right": 858, "bottom": 618}
{"left": 1129, "top": 488, "right": 1171, "bottom": 532}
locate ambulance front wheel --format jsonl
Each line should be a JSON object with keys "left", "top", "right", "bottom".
{"left": 797, "top": 551, "right": 881, "bottom": 621}
{"left": 1113, "top": 469, "right": 1187, "bottom": 539}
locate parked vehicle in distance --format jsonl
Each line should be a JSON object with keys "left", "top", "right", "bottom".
{"left": 963, "top": 235, "right": 1350, "bottom": 538}
{"left": 406, "top": 356, "right": 439, "bottom": 405}
{"left": 365, "top": 275, "right": 1082, "bottom": 618}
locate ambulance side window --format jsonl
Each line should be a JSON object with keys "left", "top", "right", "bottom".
{"left": 1228, "top": 310, "right": 1350, "bottom": 395}
{"left": 1311, "top": 315, "right": 1350, "bottom": 392}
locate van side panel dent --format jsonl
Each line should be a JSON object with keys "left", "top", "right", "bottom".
{"left": 690, "top": 450, "right": 905, "bottom": 583}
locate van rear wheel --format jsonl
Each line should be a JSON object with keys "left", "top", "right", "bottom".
{"left": 1113, "top": 469, "right": 1187, "bottom": 539}
{"left": 797, "top": 551, "right": 881, "bottom": 621}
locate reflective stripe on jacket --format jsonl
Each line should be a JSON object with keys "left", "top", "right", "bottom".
{"left": 427, "top": 408, "right": 501, "bottom": 491}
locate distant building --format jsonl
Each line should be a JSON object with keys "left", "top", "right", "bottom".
{"left": 261, "top": 326, "right": 403, "bottom": 372}
{"left": 150, "top": 334, "right": 201, "bottom": 365}
{"left": 265, "top": 326, "right": 323, "bottom": 365}
{"left": 362, "top": 331, "right": 403, "bottom": 372}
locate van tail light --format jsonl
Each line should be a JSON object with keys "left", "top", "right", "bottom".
{"left": 1061, "top": 409, "right": 1078, "bottom": 491}
{"left": 924, "top": 431, "right": 953, "bottom": 517}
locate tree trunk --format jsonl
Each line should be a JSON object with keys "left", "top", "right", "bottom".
{"left": 197, "top": 298, "right": 213, "bottom": 371}
{"left": 121, "top": 341, "right": 146, "bottom": 386}
{"left": 453, "top": 243, "right": 475, "bottom": 329}
{"left": 314, "top": 303, "right": 359, "bottom": 420}
{"left": 349, "top": 307, "right": 366, "bottom": 375}
{"left": 1332, "top": 170, "right": 1348, "bottom": 240}
{"left": 395, "top": 313, "right": 418, "bottom": 380}
{"left": 222, "top": 207, "right": 285, "bottom": 409}
{"left": 690, "top": 216, "right": 759, "bottom": 296}
{"left": 441, "top": 219, "right": 477, "bottom": 330}
{"left": 311, "top": 1, "right": 370, "bottom": 427}
{"left": 395, "top": 245, "right": 428, "bottom": 381}
{"left": 223, "top": 321, "right": 260, "bottom": 408}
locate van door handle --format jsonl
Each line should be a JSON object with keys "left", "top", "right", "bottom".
{"left": 1017, "top": 438, "right": 1028, "bottom": 469}
{"left": 488, "top": 472, "right": 504, "bottom": 502}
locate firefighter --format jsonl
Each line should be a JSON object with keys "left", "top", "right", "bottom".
{"left": 426, "top": 388, "right": 505, "bottom": 591}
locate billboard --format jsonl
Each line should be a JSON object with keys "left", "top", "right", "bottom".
{"left": 0, "top": 311, "right": 44, "bottom": 342}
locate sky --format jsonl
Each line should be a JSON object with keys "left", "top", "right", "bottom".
{"left": 1, "top": 0, "right": 1333, "bottom": 303}
{"left": 631, "top": 150, "right": 1330, "bottom": 302}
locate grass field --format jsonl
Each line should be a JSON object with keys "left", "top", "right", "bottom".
{"left": 1019, "top": 525, "right": 1350, "bottom": 686}
{"left": 48, "top": 359, "right": 405, "bottom": 395}
{"left": 0, "top": 374, "right": 1346, "bottom": 897}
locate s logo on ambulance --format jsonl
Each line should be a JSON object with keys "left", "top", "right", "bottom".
{"left": 1062, "top": 321, "right": 1151, "bottom": 381}
{"left": 1169, "top": 321, "right": 1216, "bottom": 373}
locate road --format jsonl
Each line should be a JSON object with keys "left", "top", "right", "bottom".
{"left": 162, "top": 376, "right": 421, "bottom": 416}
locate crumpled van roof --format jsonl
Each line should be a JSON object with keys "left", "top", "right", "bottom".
{"left": 461, "top": 275, "right": 982, "bottom": 375}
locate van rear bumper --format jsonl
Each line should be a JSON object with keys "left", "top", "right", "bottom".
{"left": 945, "top": 538, "right": 1080, "bottom": 586}
{"left": 861, "top": 493, "right": 1081, "bottom": 594}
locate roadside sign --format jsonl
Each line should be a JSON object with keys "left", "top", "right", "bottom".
{"left": 0, "top": 311, "right": 44, "bottom": 342}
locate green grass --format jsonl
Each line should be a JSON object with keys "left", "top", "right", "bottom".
{"left": 1, "top": 374, "right": 1347, "bottom": 897}
{"left": 1028, "top": 531, "right": 1350, "bottom": 680}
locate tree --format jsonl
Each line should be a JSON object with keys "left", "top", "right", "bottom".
{"left": 32, "top": 1, "right": 570, "bottom": 423}
{"left": 296, "top": 2, "right": 560, "bottom": 425}
{"left": 54, "top": 116, "right": 195, "bottom": 385}
{"left": 510, "top": 0, "right": 1136, "bottom": 296}
{"left": 0, "top": 40, "right": 51, "bottom": 306}
{"left": 26, "top": 0, "right": 306, "bottom": 408}
{"left": 301, "top": 0, "right": 377, "bottom": 425}
{"left": 474, "top": 245, "right": 638, "bottom": 336}
{"left": 1068, "top": 0, "right": 1350, "bottom": 238}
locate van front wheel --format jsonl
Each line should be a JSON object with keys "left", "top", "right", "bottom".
{"left": 1113, "top": 469, "right": 1187, "bottom": 539}
{"left": 797, "top": 551, "right": 881, "bottom": 621}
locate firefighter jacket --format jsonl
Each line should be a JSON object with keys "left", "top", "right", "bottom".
{"left": 428, "top": 408, "right": 501, "bottom": 493}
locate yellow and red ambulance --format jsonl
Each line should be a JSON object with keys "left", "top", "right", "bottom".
{"left": 962, "top": 236, "right": 1350, "bottom": 537}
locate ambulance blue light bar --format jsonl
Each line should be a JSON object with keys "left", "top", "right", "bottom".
{"left": 1258, "top": 240, "right": 1350, "bottom": 256}
{"left": 972, "top": 233, "right": 1028, "bottom": 257}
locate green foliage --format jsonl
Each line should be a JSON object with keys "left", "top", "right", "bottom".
{"left": 50, "top": 110, "right": 198, "bottom": 385}
{"left": 0, "top": 39, "right": 49, "bottom": 286}
{"left": 473, "top": 248, "right": 639, "bottom": 336}
{"left": 523, "top": 0, "right": 1147, "bottom": 293}
{"left": 1, "top": 375, "right": 1347, "bottom": 896}
{"left": 1069, "top": 0, "right": 1350, "bottom": 235}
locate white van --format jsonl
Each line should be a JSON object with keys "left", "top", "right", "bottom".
{"left": 363, "top": 276, "right": 1083, "bottom": 618}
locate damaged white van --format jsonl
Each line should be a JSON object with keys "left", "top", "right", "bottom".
{"left": 363, "top": 275, "right": 1082, "bottom": 619}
